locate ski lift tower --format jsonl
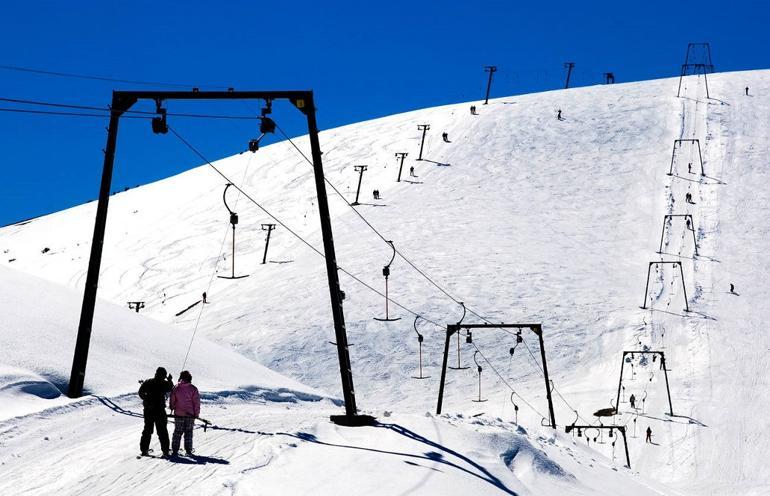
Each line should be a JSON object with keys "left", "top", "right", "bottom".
{"left": 67, "top": 89, "right": 371, "bottom": 427}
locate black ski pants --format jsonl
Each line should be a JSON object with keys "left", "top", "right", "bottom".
{"left": 140, "top": 410, "right": 169, "bottom": 453}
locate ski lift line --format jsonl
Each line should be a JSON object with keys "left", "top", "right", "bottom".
{"left": 167, "top": 125, "right": 442, "bottom": 330}
{"left": 0, "top": 96, "right": 263, "bottom": 120}
{"left": 520, "top": 337, "right": 593, "bottom": 425}
{"left": 470, "top": 341, "right": 546, "bottom": 420}
{"left": 0, "top": 63, "right": 230, "bottom": 89}
{"left": 182, "top": 152, "right": 256, "bottom": 369}
{"left": 274, "top": 123, "right": 469, "bottom": 305}
{"left": 277, "top": 121, "right": 536, "bottom": 333}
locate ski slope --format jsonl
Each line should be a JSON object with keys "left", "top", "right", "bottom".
{"left": 2, "top": 69, "right": 770, "bottom": 494}
{"left": 0, "top": 265, "right": 669, "bottom": 495}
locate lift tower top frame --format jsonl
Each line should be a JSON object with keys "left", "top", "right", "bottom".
{"left": 436, "top": 323, "right": 556, "bottom": 429}
{"left": 565, "top": 424, "right": 631, "bottom": 469}
{"left": 614, "top": 350, "right": 673, "bottom": 417}
{"left": 668, "top": 139, "right": 704, "bottom": 177}
{"left": 68, "top": 89, "right": 369, "bottom": 426}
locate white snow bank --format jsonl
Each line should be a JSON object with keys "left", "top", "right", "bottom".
{"left": 0, "top": 265, "right": 326, "bottom": 420}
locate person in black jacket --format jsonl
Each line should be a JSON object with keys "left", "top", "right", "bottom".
{"left": 139, "top": 366, "right": 174, "bottom": 457}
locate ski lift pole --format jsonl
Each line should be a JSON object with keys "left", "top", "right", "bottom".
{"left": 352, "top": 165, "right": 367, "bottom": 205}
{"left": 68, "top": 107, "right": 123, "bottom": 398}
{"left": 395, "top": 152, "right": 408, "bottom": 182}
{"left": 483, "top": 66, "right": 497, "bottom": 105}
{"left": 417, "top": 124, "right": 430, "bottom": 161}
{"left": 261, "top": 223, "right": 276, "bottom": 264}
{"left": 661, "top": 354, "right": 674, "bottom": 416}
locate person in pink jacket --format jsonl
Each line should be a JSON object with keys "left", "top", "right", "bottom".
{"left": 169, "top": 370, "right": 200, "bottom": 456}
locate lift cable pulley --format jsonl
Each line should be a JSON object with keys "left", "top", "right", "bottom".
{"left": 151, "top": 99, "right": 168, "bottom": 134}
{"left": 248, "top": 100, "right": 276, "bottom": 152}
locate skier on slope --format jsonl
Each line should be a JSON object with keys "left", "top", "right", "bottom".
{"left": 557, "top": 109, "right": 563, "bottom": 120}
{"left": 442, "top": 132, "right": 450, "bottom": 143}
{"left": 645, "top": 426, "right": 653, "bottom": 444}
{"left": 629, "top": 393, "right": 636, "bottom": 410}
{"left": 409, "top": 166, "right": 416, "bottom": 177}
{"left": 470, "top": 105, "right": 477, "bottom": 115}
{"left": 170, "top": 370, "right": 201, "bottom": 457}
{"left": 139, "top": 367, "right": 174, "bottom": 457}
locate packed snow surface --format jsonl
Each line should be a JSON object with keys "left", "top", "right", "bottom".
{"left": 2, "top": 69, "right": 770, "bottom": 494}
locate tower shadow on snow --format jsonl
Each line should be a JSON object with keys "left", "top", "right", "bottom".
{"left": 276, "top": 422, "right": 519, "bottom": 495}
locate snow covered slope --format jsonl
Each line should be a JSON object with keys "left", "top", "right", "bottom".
{"left": 2, "top": 69, "right": 770, "bottom": 494}
{"left": 0, "top": 264, "right": 323, "bottom": 420}
{"left": 0, "top": 255, "right": 671, "bottom": 495}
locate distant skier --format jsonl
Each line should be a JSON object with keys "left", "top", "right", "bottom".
{"left": 745, "top": 86, "right": 749, "bottom": 96}
{"left": 629, "top": 393, "right": 636, "bottom": 410}
{"left": 686, "top": 218, "right": 692, "bottom": 230}
{"left": 730, "top": 283, "right": 736, "bottom": 294}
{"left": 170, "top": 370, "right": 201, "bottom": 457}
{"left": 373, "top": 189, "right": 380, "bottom": 200}
{"left": 470, "top": 105, "right": 477, "bottom": 115}
{"left": 442, "top": 132, "right": 450, "bottom": 143}
{"left": 202, "top": 292, "right": 207, "bottom": 304}
{"left": 685, "top": 192, "right": 695, "bottom": 204}
{"left": 557, "top": 109, "right": 562, "bottom": 120}
{"left": 645, "top": 426, "right": 653, "bottom": 444}
{"left": 139, "top": 367, "right": 174, "bottom": 458}
{"left": 409, "top": 166, "right": 416, "bottom": 177}
{"left": 688, "top": 162, "right": 693, "bottom": 174}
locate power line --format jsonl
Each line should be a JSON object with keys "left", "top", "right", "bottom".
{"left": 0, "top": 96, "right": 261, "bottom": 120}
{"left": 0, "top": 107, "right": 146, "bottom": 119}
{"left": 0, "top": 63, "right": 229, "bottom": 89}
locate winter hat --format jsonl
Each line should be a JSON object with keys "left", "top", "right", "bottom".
{"left": 155, "top": 367, "right": 168, "bottom": 379}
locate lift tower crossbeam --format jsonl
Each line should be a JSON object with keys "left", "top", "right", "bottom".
{"left": 565, "top": 424, "right": 631, "bottom": 468}
{"left": 436, "top": 323, "right": 556, "bottom": 429}
{"left": 657, "top": 214, "right": 698, "bottom": 256}
{"left": 614, "top": 350, "right": 674, "bottom": 417}
{"left": 68, "top": 89, "right": 369, "bottom": 426}
{"left": 641, "top": 261, "right": 690, "bottom": 312}
{"left": 668, "top": 139, "right": 705, "bottom": 177}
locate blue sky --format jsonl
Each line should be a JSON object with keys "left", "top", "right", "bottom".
{"left": 1, "top": 0, "right": 767, "bottom": 226}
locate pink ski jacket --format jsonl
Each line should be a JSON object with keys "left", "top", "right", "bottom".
{"left": 170, "top": 381, "right": 200, "bottom": 417}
